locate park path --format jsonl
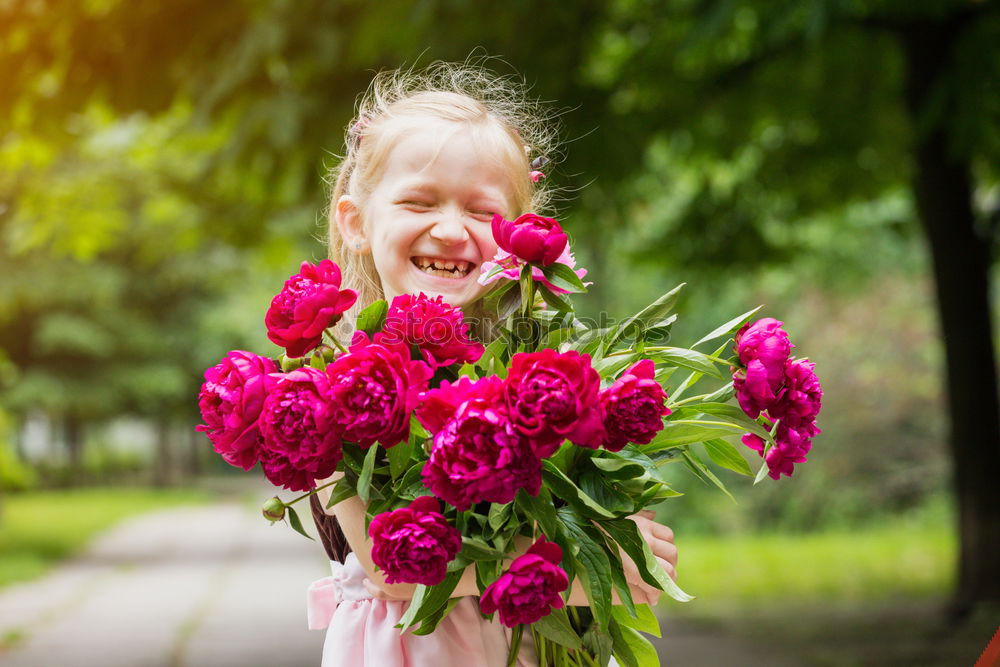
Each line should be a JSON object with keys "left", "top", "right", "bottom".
{"left": 0, "top": 487, "right": 798, "bottom": 667}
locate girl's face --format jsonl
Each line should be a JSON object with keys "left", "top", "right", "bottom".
{"left": 343, "top": 123, "right": 516, "bottom": 308}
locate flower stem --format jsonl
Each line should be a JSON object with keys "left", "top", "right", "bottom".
{"left": 507, "top": 624, "right": 524, "bottom": 667}
{"left": 324, "top": 330, "right": 349, "bottom": 354}
{"left": 286, "top": 478, "right": 338, "bottom": 506}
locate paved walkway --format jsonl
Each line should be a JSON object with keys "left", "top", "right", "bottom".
{"left": 0, "top": 494, "right": 798, "bottom": 666}
{"left": 0, "top": 499, "right": 327, "bottom": 666}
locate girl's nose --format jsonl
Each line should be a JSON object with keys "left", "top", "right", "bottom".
{"left": 428, "top": 210, "right": 470, "bottom": 245}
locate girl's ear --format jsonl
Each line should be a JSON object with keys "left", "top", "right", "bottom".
{"left": 335, "top": 195, "right": 369, "bottom": 254}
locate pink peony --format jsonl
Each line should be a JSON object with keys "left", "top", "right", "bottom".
{"left": 368, "top": 496, "right": 462, "bottom": 585}
{"left": 504, "top": 349, "right": 605, "bottom": 457}
{"left": 265, "top": 260, "right": 357, "bottom": 358}
{"left": 196, "top": 350, "right": 279, "bottom": 470}
{"left": 421, "top": 396, "right": 541, "bottom": 511}
{"left": 478, "top": 245, "right": 589, "bottom": 296}
{"left": 600, "top": 359, "right": 672, "bottom": 452}
{"left": 325, "top": 332, "right": 433, "bottom": 449}
{"left": 258, "top": 368, "right": 342, "bottom": 491}
{"left": 491, "top": 213, "right": 568, "bottom": 266}
{"left": 381, "top": 293, "right": 484, "bottom": 369}
{"left": 480, "top": 537, "right": 569, "bottom": 627}
{"left": 768, "top": 358, "right": 823, "bottom": 430}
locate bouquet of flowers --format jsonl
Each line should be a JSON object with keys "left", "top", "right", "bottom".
{"left": 197, "top": 213, "right": 822, "bottom": 667}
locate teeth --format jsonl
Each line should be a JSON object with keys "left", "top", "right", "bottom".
{"left": 412, "top": 256, "right": 473, "bottom": 278}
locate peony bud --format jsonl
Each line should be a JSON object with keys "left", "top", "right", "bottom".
{"left": 262, "top": 496, "right": 286, "bottom": 523}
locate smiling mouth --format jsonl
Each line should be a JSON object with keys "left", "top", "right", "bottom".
{"left": 411, "top": 256, "right": 474, "bottom": 279}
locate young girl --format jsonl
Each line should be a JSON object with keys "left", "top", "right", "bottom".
{"left": 306, "top": 63, "right": 679, "bottom": 667}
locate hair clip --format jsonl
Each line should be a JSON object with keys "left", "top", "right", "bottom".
{"left": 530, "top": 156, "right": 549, "bottom": 182}
{"left": 349, "top": 116, "right": 370, "bottom": 147}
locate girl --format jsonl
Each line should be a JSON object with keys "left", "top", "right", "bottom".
{"left": 307, "top": 63, "right": 679, "bottom": 667}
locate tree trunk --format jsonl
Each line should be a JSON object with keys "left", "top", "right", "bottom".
{"left": 901, "top": 19, "right": 1000, "bottom": 618}
{"left": 153, "top": 418, "right": 172, "bottom": 487}
{"left": 63, "top": 413, "right": 84, "bottom": 486}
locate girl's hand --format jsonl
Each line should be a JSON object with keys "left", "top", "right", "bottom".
{"left": 621, "top": 510, "right": 678, "bottom": 607}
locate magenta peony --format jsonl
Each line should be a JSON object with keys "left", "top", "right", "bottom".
{"left": 732, "top": 360, "right": 779, "bottom": 419}
{"left": 421, "top": 396, "right": 541, "bottom": 511}
{"left": 491, "top": 213, "right": 568, "bottom": 266}
{"left": 600, "top": 359, "right": 671, "bottom": 452}
{"left": 416, "top": 375, "right": 504, "bottom": 433}
{"left": 504, "top": 349, "right": 605, "bottom": 457}
{"left": 265, "top": 259, "right": 357, "bottom": 358}
{"left": 325, "top": 332, "right": 432, "bottom": 449}
{"left": 258, "top": 368, "right": 342, "bottom": 491}
{"left": 196, "top": 350, "right": 279, "bottom": 470}
{"left": 734, "top": 318, "right": 792, "bottom": 382}
{"left": 368, "top": 496, "right": 462, "bottom": 585}
{"left": 741, "top": 420, "right": 820, "bottom": 480}
{"left": 479, "top": 537, "right": 569, "bottom": 627}
{"left": 381, "top": 293, "right": 484, "bottom": 369}
{"left": 768, "top": 358, "right": 823, "bottom": 430}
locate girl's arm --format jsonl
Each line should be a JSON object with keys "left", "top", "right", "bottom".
{"left": 313, "top": 471, "right": 479, "bottom": 599}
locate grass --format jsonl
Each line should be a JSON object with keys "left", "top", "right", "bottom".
{"left": 0, "top": 486, "right": 210, "bottom": 590}
{"left": 666, "top": 496, "right": 956, "bottom": 611}
{"left": 655, "top": 499, "right": 1000, "bottom": 666}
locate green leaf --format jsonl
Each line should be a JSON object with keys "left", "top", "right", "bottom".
{"left": 325, "top": 475, "right": 358, "bottom": 508}
{"left": 680, "top": 450, "right": 735, "bottom": 502}
{"left": 532, "top": 608, "right": 583, "bottom": 650}
{"left": 396, "top": 569, "right": 463, "bottom": 631}
{"left": 607, "top": 283, "right": 685, "bottom": 348}
{"left": 559, "top": 508, "right": 614, "bottom": 628}
{"left": 411, "top": 598, "right": 460, "bottom": 636}
{"left": 542, "top": 460, "right": 616, "bottom": 519}
{"left": 357, "top": 444, "right": 379, "bottom": 503}
{"left": 692, "top": 305, "right": 763, "bottom": 348}
{"left": 536, "top": 282, "right": 575, "bottom": 312}
{"left": 645, "top": 421, "right": 742, "bottom": 450}
{"left": 651, "top": 347, "right": 724, "bottom": 378}
{"left": 702, "top": 438, "right": 753, "bottom": 476}
{"left": 611, "top": 604, "right": 661, "bottom": 638}
{"left": 539, "top": 262, "right": 588, "bottom": 293}
{"left": 495, "top": 282, "right": 522, "bottom": 321}
{"left": 602, "top": 518, "right": 694, "bottom": 603}
{"left": 488, "top": 502, "right": 512, "bottom": 532}
{"left": 613, "top": 622, "right": 660, "bottom": 667}
{"left": 459, "top": 536, "right": 506, "bottom": 561}
{"left": 355, "top": 299, "right": 388, "bottom": 335}
{"left": 387, "top": 439, "right": 413, "bottom": 480}
{"left": 285, "top": 506, "right": 314, "bottom": 541}
{"left": 589, "top": 456, "right": 647, "bottom": 480}
{"left": 671, "top": 402, "right": 772, "bottom": 441}
{"left": 608, "top": 618, "right": 639, "bottom": 667}
{"left": 754, "top": 459, "right": 773, "bottom": 485}
{"left": 514, "top": 489, "right": 563, "bottom": 543}
{"left": 579, "top": 469, "right": 635, "bottom": 516}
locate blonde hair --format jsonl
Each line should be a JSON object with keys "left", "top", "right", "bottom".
{"left": 325, "top": 61, "right": 559, "bottom": 331}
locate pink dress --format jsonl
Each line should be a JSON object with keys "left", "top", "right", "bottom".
{"left": 307, "top": 553, "right": 537, "bottom": 667}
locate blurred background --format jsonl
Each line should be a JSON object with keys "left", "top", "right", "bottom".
{"left": 0, "top": 1, "right": 998, "bottom": 665}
